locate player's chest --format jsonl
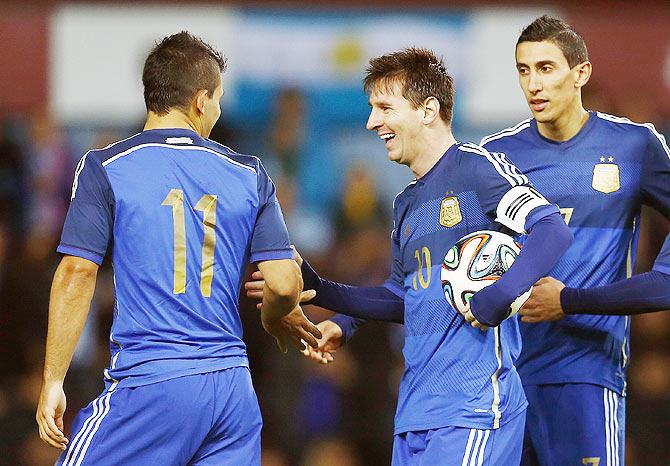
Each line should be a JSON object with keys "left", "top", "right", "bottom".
{"left": 395, "top": 190, "right": 496, "bottom": 282}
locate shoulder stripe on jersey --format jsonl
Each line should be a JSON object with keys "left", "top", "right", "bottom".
{"left": 98, "top": 132, "right": 141, "bottom": 151}
{"left": 491, "top": 152, "right": 527, "bottom": 185}
{"left": 596, "top": 112, "right": 670, "bottom": 160}
{"left": 480, "top": 119, "right": 532, "bottom": 146}
{"left": 101, "top": 143, "right": 257, "bottom": 173}
{"left": 70, "top": 151, "right": 91, "bottom": 200}
{"left": 459, "top": 144, "right": 526, "bottom": 187}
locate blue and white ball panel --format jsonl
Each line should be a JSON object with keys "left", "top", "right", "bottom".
{"left": 521, "top": 384, "right": 624, "bottom": 466}
{"left": 56, "top": 368, "right": 262, "bottom": 466}
{"left": 391, "top": 409, "right": 525, "bottom": 466}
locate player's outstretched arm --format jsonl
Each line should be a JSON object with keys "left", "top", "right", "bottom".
{"left": 256, "top": 259, "right": 322, "bottom": 353}
{"left": 37, "top": 255, "right": 99, "bottom": 450}
{"left": 246, "top": 248, "right": 404, "bottom": 323}
{"left": 521, "top": 272, "right": 670, "bottom": 321}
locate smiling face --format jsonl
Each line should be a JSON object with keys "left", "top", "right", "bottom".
{"left": 366, "top": 80, "right": 426, "bottom": 168}
{"left": 516, "top": 40, "right": 586, "bottom": 125}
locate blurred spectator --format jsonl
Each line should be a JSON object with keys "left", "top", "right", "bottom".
{"left": 267, "top": 88, "right": 306, "bottom": 181}
{"left": 24, "top": 110, "right": 73, "bottom": 263}
{"left": 301, "top": 436, "right": 361, "bottom": 466}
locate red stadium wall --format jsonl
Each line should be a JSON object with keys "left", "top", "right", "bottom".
{"left": 0, "top": 9, "right": 48, "bottom": 113}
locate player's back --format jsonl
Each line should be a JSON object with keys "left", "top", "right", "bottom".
{"left": 62, "top": 128, "right": 286, "bottom": 388}
{"left": 481, "top": 112, "right": 670, "bottom": 394}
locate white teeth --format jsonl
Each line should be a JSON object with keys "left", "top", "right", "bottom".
{"left": 381, "top": 133, "right": 395, "bottom": 140}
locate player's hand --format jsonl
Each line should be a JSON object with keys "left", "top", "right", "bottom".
{"left": 519, "top": 277, "right": 566, "bottom": 323}
{"left": 262, "top": 306, "right": 323, "bottom": 353}
{"left": 461, "top": 304, "right": 489, "bottom": 331}
{"left": 36, "top": 381, "right": 68, "bottom": 450}
{"left": 301, "top": 319, "right": 343, "bottom": 364}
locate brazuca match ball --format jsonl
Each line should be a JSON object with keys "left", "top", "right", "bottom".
{"left": 440, "top": 230, "right": 531, "bottom": 320}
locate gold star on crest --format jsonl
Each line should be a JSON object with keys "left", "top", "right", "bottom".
{"left": 608, "top": 157, "right": 614, "bottom": 162}
{"left": 600, "top": 156, "right": 605, "bottom": 162}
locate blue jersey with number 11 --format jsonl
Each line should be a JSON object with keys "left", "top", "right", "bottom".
{"left": 58, "top": 128, "right": 294, "bottom": 389}
{"left": 482, "top": 112, "right": 670, "bottom": 394}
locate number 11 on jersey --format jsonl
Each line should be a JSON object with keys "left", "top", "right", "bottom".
{"left": 162, "top": 189, "right": 218, "bottom": 297}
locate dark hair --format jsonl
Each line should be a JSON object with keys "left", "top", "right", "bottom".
{"left": 363, "top": 48, "right": 455, "bottom": 124}
{"left": 142, "top": 31, "right": 227, "bottom": 115}
{"left": 517, "top": 15, "right": 588, "bottom": 68}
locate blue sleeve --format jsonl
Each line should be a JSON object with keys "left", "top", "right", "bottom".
{"left": 469, "top": 212, "right": 573, "bottom": 326}
{"left": 561, "top": 270, "right": 670, "bottom": 315}
{"left": 640, "top": 126, "right": 670, "bottom": 218}
{"left": 57, "top": 152, "right": 114, "bottom": 265}
{"left": 250, "top": 159, "right": 293, "bottom": 263}
{"left": 330, "top": 314, "right": 368, "bottom": 344}
{"left": 301, "top": 259, "right": 404, "bottom": 324}
{"left": 653, "top": 233, "right": 670, "bottom": 274}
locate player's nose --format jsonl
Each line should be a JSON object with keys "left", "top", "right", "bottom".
{"left": 366, "top": 110, "right": 382, "bottom": 131}
{"left": 528, "top": 71, "right": 542, "bottom": 92}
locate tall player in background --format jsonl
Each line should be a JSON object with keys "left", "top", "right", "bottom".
{"left": 35, "top": 32, "right": 321, "bottom": 465}
{"left": 249, "top": 48, "right": 573, "bottom": 465}
{"left": 479, "top": 15, "right": 670, "bottom": 466}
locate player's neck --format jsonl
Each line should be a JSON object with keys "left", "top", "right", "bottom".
{"left": 144, "top": 111, "right": 201, "bottom": 135}
{"left": 536, "top": 105, "right": 590, "bottom": 142}
{"left": 411, "top": 128, "right": 457, "bottom": 179}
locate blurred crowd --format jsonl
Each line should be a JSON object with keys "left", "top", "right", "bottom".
{"left": 1, "top": 84, "right": 669, "bottom": 465}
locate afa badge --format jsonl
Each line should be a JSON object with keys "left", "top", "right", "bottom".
{"left": 440, "top": 196, "right": 462, "bottom": 227}
{"left": 592, "top": 161, "right": 620, "bottom": 194}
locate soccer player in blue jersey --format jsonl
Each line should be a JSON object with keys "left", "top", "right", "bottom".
{"left": 35, "top": 32, "right": 321, "bottom": 465}
{"left": 248, "top": 48, "right": 573, "bottom": 465}
{"left": 478, "top": 15, "right": 670, "bottom": 466}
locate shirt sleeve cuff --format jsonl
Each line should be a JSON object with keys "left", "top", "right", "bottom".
{"left": 57, "top": 244, "right": 105, "bottom": 265}
{"left": 250, "top": 249, "right": 295, "bottom": 263}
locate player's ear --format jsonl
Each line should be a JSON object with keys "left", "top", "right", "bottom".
{"left": 423, "top": 96, "right": 440, "bottom": 125}
{"left": 195, "top": 89, "right": 209, "bottom": 114}
{"left": 574, "top": 61, "right": 592, "bottom": 89}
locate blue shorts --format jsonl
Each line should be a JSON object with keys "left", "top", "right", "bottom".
{"left": 55, "top": 367, "right": 262, "bottom": 466}
{"left": 522, "top": 383, "right": 625, "bottom": 466}
{"left": 392, "top": 410, "right": 525, "bottom": 466}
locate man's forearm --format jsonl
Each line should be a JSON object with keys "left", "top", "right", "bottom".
{"left": 561, "top": 270, "right": 670, "bottom": 316}
{"left": 43, "top": 256, "right": 98, "bottom": 383}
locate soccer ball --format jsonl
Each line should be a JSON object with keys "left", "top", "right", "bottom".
{"left": 440, "top": 230, "right": 531, "bottom": 319}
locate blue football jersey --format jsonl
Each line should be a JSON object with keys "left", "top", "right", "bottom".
{"left": 385, "top": 142, "right": 558, "bottom": 434}
{"left": 58, "top": 128, "right": 294, "bottom": 389}
{"left": 653, "top": 233, "right": 670, "bottom": 274}
{"left": 481, "top": 111, "right": 670, "bottom": 394}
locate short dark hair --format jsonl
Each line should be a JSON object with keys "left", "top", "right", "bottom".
{"left": 142, "top": 31, "right": 227, "bottom": 115}
{"left": 363, "top": 48, "right": 455, "bottom": 124}
{"left": 517, "top": 15, "right": 588, "bottom": 68}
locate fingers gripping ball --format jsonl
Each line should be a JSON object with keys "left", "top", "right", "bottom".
{"left": 441, "top": 230, "right": 531, "bottom": 319}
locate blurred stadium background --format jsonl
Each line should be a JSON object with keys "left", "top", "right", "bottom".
{"left": 1, "top": 1, "right": 669, "bottom": 464}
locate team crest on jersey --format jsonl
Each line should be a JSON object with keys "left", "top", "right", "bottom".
{"left": 592, "top": 160, "right": 620, "bottom": 194}
{"left": 439, "top": 196, "right": 462, "bottom": 227}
